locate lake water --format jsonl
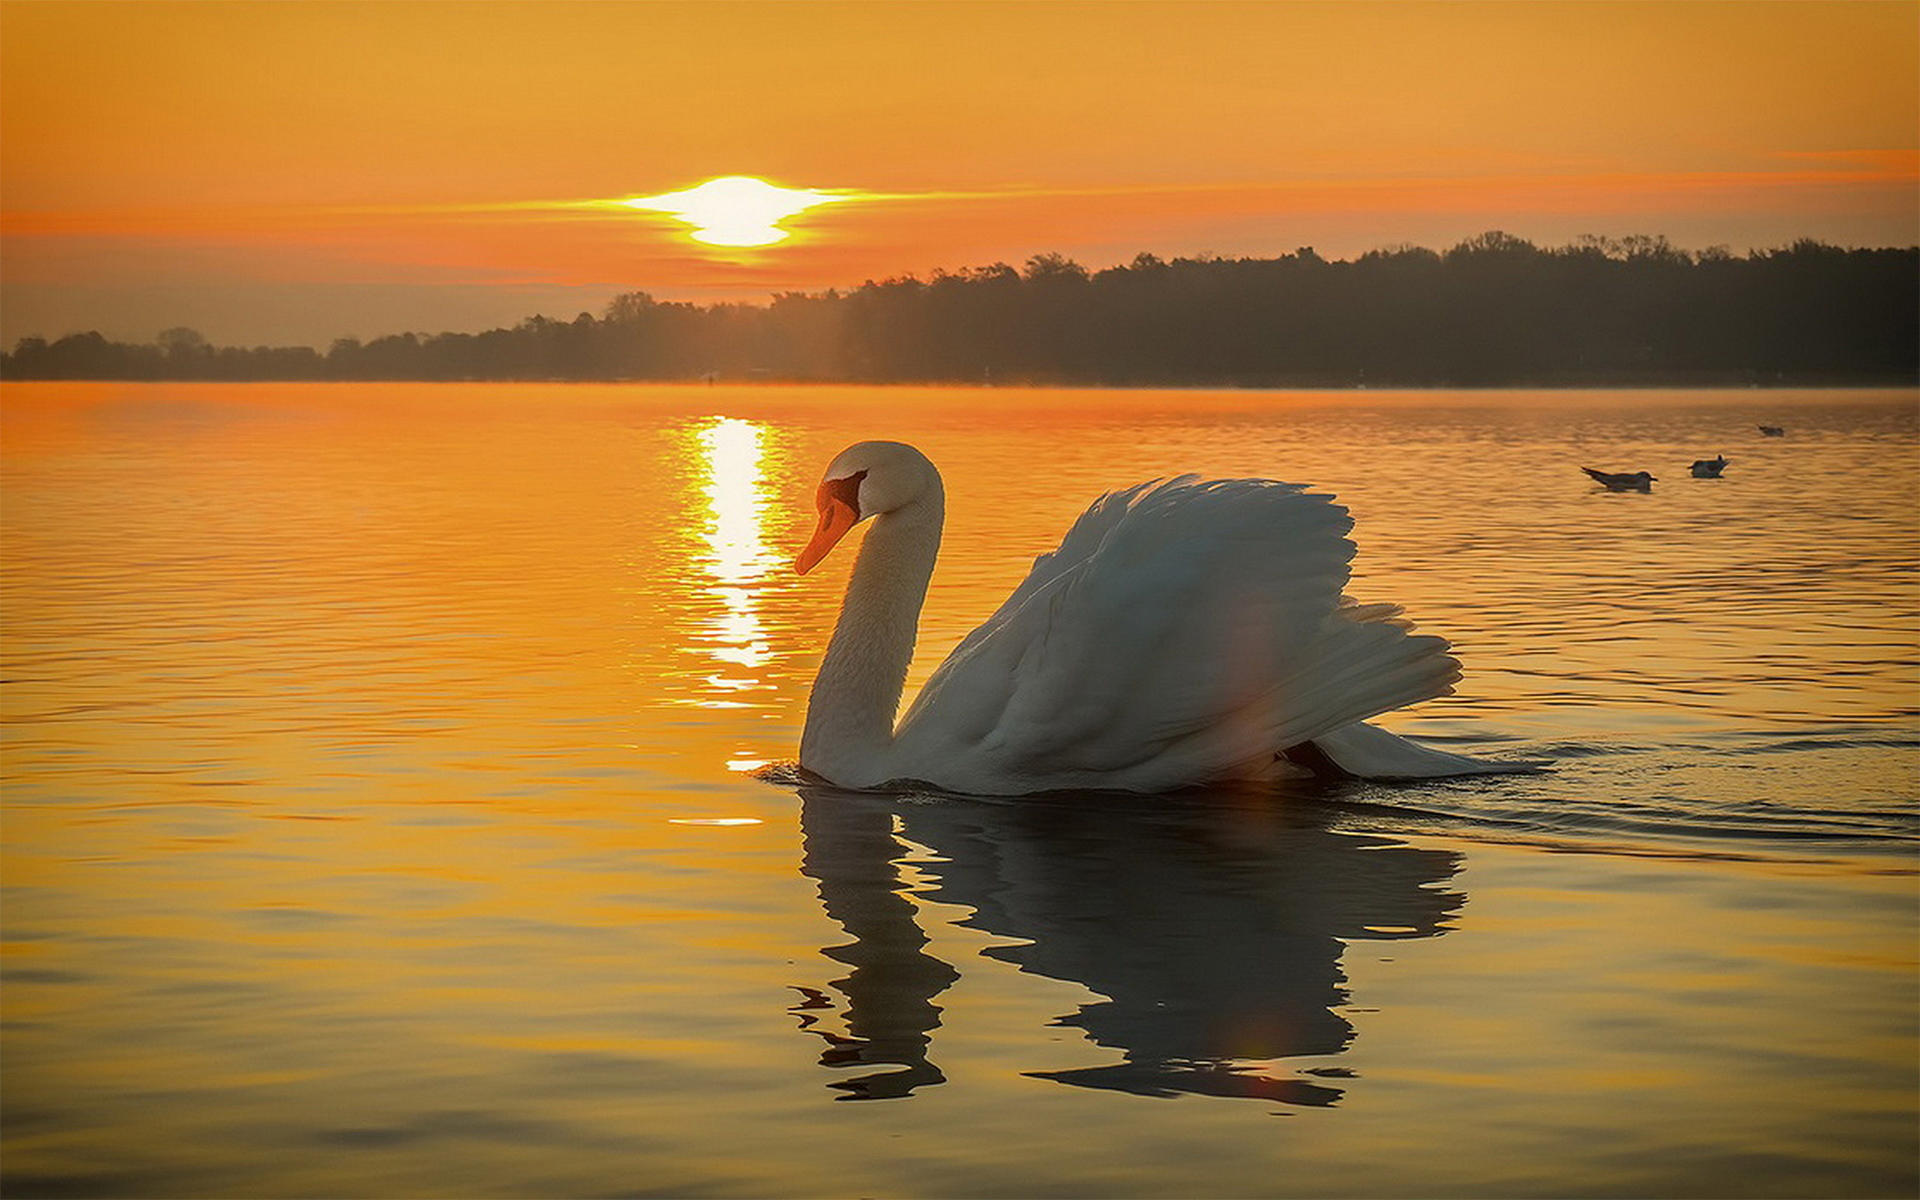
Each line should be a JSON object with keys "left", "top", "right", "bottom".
{"left": 2, "top": 382, "right": 1915, "bottom": 1198}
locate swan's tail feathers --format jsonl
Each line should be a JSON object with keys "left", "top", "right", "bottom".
{"left": 1140, "top": 603, "right": 1464, "bottom": 789}
{"left": 1307, "top": 721, "right": 1551, "bottom": 780}
{"left": 1279, "top": 596, "right": 1463, "bottom": 740}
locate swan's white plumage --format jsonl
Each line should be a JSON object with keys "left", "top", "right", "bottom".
{"left": 796, "top": 442, "right": 1532, "bottom": 794}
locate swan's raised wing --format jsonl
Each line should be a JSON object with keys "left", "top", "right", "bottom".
{"left": 930, "top": 476, "right": 1182, "bottom": 667}
{"left": 893, "top": 479, "right": 1461, "bottom": 792}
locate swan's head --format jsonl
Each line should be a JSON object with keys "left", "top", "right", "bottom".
{"left": 796, "top": 440, "right": 939, "bottom": 574}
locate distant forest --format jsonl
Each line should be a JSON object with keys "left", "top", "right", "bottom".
{"left": 4, "top": 233, "right": 1916, "bottom": 386}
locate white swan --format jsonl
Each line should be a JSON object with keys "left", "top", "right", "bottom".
{"left": 794, "top": 441, "right": 1535, "bottom": 794}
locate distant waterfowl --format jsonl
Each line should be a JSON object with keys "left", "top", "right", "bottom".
{"left": 793, "top": 440, "right": 1538, "bottom": 793}
{"left": 1690, "top": 455, "right": 1730, "bottom": 478}
{"left": 1581, "top": 467, "right": 1656, "bottom": 492}
{"left": 1758, "top": 425, "right": 1785, "bottom": 437}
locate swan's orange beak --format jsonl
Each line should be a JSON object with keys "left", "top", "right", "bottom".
{"left": 796, "top": 494, "right": 858, "bottom": 575}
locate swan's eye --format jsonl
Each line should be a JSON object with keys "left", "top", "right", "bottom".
{"left": 819, "top": 469, "right": 868, "bottom": 518}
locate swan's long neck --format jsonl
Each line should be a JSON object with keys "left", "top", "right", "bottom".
{"left": 801, "top": 484, "right": 944, "bottom": 787}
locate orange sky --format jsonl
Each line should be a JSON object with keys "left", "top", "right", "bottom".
{"left": 2, "top": 0, "right": 1915, "bottom": 346}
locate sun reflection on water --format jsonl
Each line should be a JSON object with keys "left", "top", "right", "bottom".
{"left": 691, "top": 417, "right": 780, "bottom": 696}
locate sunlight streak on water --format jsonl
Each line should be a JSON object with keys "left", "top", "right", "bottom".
{"left": 692, "top": 416, "right": 779, "bottom": 680}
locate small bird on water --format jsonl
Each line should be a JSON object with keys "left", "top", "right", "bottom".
{"left": 1582, "top": 467, "right": 1656, "bottom": 492}
{"left": 1758, "top": 425, "right": 1785, "bottom": 437}
{"left": 1690, "top": 455, "right": 1730, "bottom": 478}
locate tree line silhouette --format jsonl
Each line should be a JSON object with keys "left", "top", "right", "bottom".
{"left": 5, "top": 233, "right": 1914, "bottom": 386}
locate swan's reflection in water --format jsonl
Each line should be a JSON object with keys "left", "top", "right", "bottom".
{"left": 794, "top": 793, "right": 960, "bottom": 1099}
{"left": 794, "top": 786, "right": 1463, "bottom": 1104}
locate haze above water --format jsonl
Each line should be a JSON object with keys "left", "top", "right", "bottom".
{"left": 3, "top": 383, "right": 1915, "bottom": 1198}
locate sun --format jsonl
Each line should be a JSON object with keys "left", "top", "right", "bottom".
{"left": 621, "top": 176, "right": 852, "bottom": 247}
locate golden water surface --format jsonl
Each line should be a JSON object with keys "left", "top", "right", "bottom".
{"left": 3, "top": 383, "right": 1915, "bottom": 1198}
